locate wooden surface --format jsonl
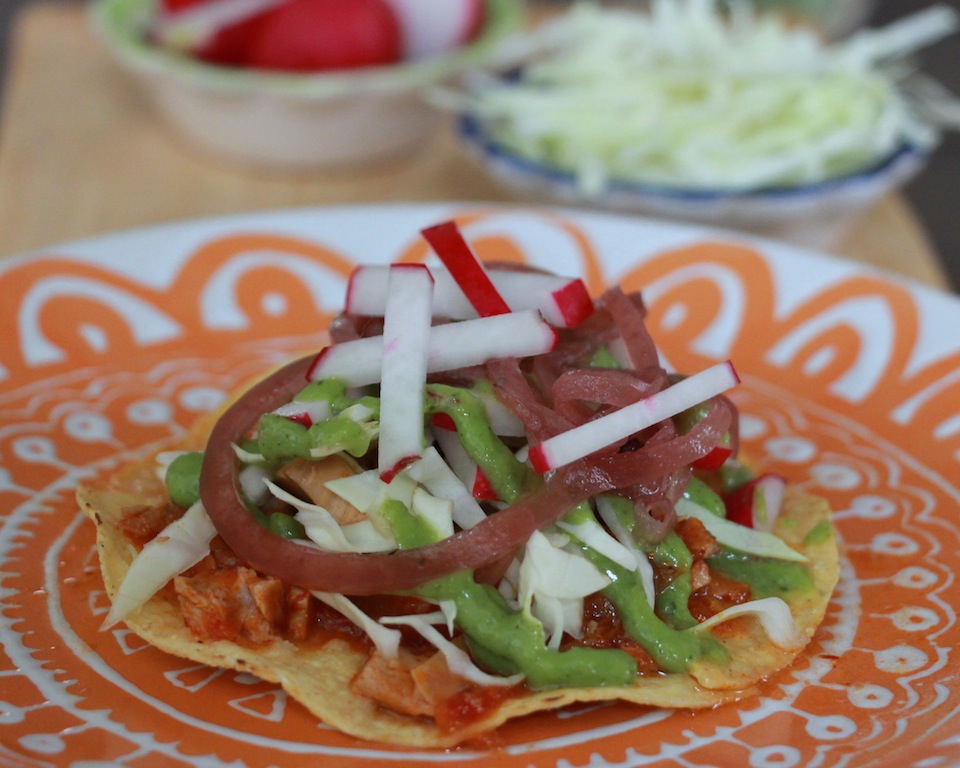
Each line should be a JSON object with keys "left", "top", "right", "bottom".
{"left": 0, "top": 2, "right": 949, "bottom": 291}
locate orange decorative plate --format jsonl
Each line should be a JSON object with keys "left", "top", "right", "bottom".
{"left": 2, "top": 204, "right": 959, "bottom": 767}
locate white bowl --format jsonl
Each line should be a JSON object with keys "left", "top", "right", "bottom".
{"left": 91, "top": 0, "right": 523, "bottom": 170}
{"left": 458, "top": 114, "right": 929, "bottom": 249}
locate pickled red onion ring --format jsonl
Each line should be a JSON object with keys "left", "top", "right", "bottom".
{"left": 199, "top": 355, "right": 592, "bottom": 594}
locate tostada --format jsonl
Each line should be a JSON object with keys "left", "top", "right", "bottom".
{"left": 77, "top": 221, "right": 838, "bottom": 747}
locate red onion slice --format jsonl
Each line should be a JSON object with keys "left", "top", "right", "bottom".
{"left": 199, "top": 355, "right": 588, "bottom": 595}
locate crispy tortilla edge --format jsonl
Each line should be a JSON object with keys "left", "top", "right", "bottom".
{"left": 77, "top": 454, "right": 839, "bottom": 749}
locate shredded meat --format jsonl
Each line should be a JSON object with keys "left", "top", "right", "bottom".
{"left": 174, "top": 566, "right": 286, "bottom": 644}
{"left": 569, "top": 593, "right": 662, "bottom": 675}
{"left": 690, "top": 559, "right": 712, "bottom": 591}
{"left": 673, "top": 517, "right": 721, "bottom": 561}
{"left": 689, "top": 571, "right": 752, "bottom": 621}
{"left": 673, "top": 517, "right": 751, "bottom": 619}
{"left": 117, "top": 503, "right": 183, "bottom": 549}
{"left": 351, "top": 649, "right": 440, "bottom": 718}
{"left": 673, "top": 516, "right": 721, "bottom": 593}
{"left": 410, "top": 650, "right": 472, "bottom": 705}
{"left": 275, "top": 456, "right": 365, "bottom": 524}
{"left": 352, "top": 644, "right": 477, "bottom": 721}
{"left": 285, "top": 586, "right": 312, "bottom": 642}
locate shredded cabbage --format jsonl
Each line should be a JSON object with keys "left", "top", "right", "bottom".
{"left": 238, "top": 463, "right": 271, "bottom": 506}
{"left": 406, "top": 446, "right": 487, "bottom": 529}
{"left": 517, "top": 529, "right": 611, "bottom": 648}
{"left": 298, "top": 465, "right": 457, "bottom": 544}
{"left": 448, "top": 0, "right": 958, "bottom": 193}
{"left": 555, "top": 517, "right": 638, "bottom": 572}
{"left": 410, "top": 486, "right": 455, "bottom": 540}
{"left": 312, "top": 591, "right": 402, "bottom": 659}
{"left": 594, "top": 496, "right": 656, "bottom": 607}
{"left": 323, "top": 468, "right": 383, "bottom": 513}
{"left": 299, "top": 512, "right": 398, "bottom": 553}
{"left": 438, "top": 599, "right": 458, "bottom": 635}
{"left": 676, "top": 497, "right": 808, "bottom": 562}
{"left": 266, "top": 480, "right": 397, "bottom": 553}
{"left": 154, "top": 450, "right": 184, "bottom": 480}
{"left": 381, "top": 612, "right": 525, "bottom": 686}
{"left": 102, "top": 501, "right": 216, "bottom": 629}
{"left": 692, "top": 596, "right": 806, "bottom": 649}
{"left": 232, "top": 443, "right": 265, "bottom": 464}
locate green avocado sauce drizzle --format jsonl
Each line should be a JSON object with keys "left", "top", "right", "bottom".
{"left": 593, "top": 495, "right": 727, "bottom": 666}
{"left": 166, "top": 452, "right": 204, "bottom": 508}
{"left": 560, "top": 501, "right": 707, "bottom": 671}
{"left": 256, "top": 379, "right": 380, "bottom": 464}
{"left": 424, "top": 384, "right": 529, "bottom": 502}
{"left": 419, "top": 387, "right": 639, "bottom": 686}
{"left": 417, "top": 386, "right": 733, "bottom": 680}
{"left": 169, "top": 374, "right": 814, "bottom": 688}
{"left": 708, "top": 550, "right": 814, "bottom": 598}
{"left": 382, "top": 498, "right": 637, "bottom": 688}
{"left": 651, "top": 532, "right": 699, "bottom": 631}
{"left": 647, "top": 478, "right": 726, "bottom": 631}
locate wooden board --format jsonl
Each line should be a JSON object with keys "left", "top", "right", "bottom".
{"left": 0, "top": 2, "right": 949, "bottom": 291}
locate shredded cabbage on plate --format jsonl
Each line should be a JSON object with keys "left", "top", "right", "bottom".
{"left": 443, "top": 0, "right": 959, "bottom": 195}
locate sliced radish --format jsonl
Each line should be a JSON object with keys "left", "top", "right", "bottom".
{"left": 347, "top": 264, "right": 468, "bottom": 316}
{"left": 420, "top": 221, "right": 512, "bottom": 317}
{"left": 346, "top": 265, "right": 593, "bottom": 329}
{"left": 382, "top": 0, "right": 485, "bottom": 59}
{"left": 162, "top": 0, "right": 205, "bottom": 11}
{"left": 248, "top": 0, "right": 402, "bottom": 72}
{"left": 271, "top": 399, "right": 331, "bottom": 427}
{"left": 344, "top": 265, "right": 388, "bottom": 316}
{"left": 429, "top": 394, "right": 523, "bottom": 438}
{"left": 693, "top": 597, "right": 805, "bottom": 650}
{"left": 691, "top": 443, "right": 733, "bottom": 471}
{"left": 101, "top": 501, "right": 217, "bottom": 629}
{"left": 430, "top": 412, "right": 457, "bottom": 431}
{"left": 484, "top": 270, "right": 593, "bottom": 329}
{"left": 152, "top": 0, "right": 285, "bottom": 50}
{"left": 471, "top": 467, "right": 498, "bottom": 501}
{"left": 377, "top": 264, "right": 434, "bottom": 481}
{"left": 473, "top": 386, "right": 527, "bottom": 437}
{"left": 724, "top": 473, "right": 787, "bottom": 532}
{"left": 676, "top": 498, "right": 807, "bottom": 562}
{"left": 519, "top": 274, "right": 593, "bottom": 329}
{"left": 528, "top": 361, "right": 740, "bottom": 473}
{"left": 406, "top": 446, "right": 487, "bottom": 529}
{"left": 432, "top": 422, "right": 499, "bottom": 502}
{"left": 307, "top": 310, "right": 557, "bottom": 386}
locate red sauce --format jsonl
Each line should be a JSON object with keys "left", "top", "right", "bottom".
{"left": 308, "top": 600, "right": 369, "bottom": 646}
{"left": 117, "top": 502, "right": 183, "bottom": 548}
{"left": 120, "top": 497, "right": 748, "bottom": 731}
{"left": 570, "top": 593, "right": 662, "bottom": 675}
{"left": 688, "top": 571, "right": 751, "bottom": 621}
{"left": 674, "top": 517, "right": 720, "bottom": 560}
{"left": 434, "top": 684, "right": 517, "bottom": 734}
{"left": 305, "top": 594, "right": 437, "bottom": 653}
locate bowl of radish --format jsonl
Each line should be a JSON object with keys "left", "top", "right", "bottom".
{"left": 445, "top": 1, "right": 958, "bottom": 248}
{"left": 91, "top": 0, "right": 523, "bottom": 169}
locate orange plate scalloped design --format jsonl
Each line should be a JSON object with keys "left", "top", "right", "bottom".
{"left": 2, "top": 205, "right": 960, "bottom": 768}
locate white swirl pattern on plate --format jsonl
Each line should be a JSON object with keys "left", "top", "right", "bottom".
{"left": 1, "top": 205, "right": 959, "bottom": 767}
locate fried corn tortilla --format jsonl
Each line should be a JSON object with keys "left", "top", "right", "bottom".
{"left": 76, "top": 255, "right": 839, "bottom": 747}
{"left": 77, "top": 429, "right": 838, "bottom": 748}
